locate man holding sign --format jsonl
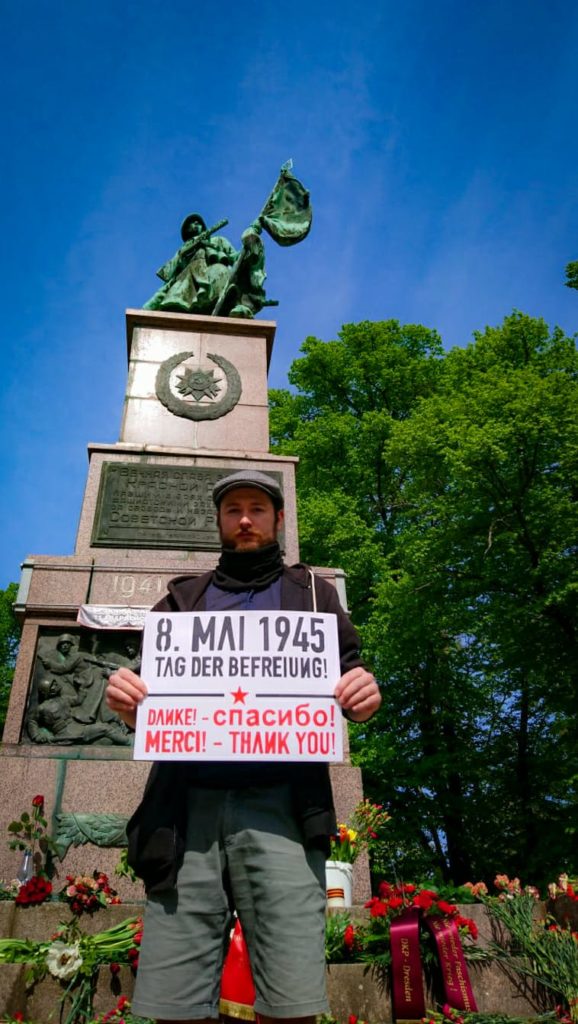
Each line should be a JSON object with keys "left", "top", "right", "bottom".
{"left": 106, "top": 470, "right": 380, "bottom": 1024}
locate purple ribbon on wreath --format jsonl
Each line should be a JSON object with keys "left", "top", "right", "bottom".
{"left": 389, "top": 908, "right": 478, "bottom": 1022}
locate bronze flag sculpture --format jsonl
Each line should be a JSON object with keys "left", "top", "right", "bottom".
{"left": 143, "top": 161, "right": 312, "bottom": 318}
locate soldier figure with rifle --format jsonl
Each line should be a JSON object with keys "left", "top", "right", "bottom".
{"left": 143, "top": 215, "right": 236, "bottom": 315}
{"left": 143, "top": 162, "right": 313, "bottom": 319}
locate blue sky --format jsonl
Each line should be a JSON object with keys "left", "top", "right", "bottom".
{"left": 1, "top": 0, "right": 577, "bottom": 588}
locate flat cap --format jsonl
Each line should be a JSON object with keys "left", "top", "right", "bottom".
{"left": 212, "top": 470, "right": 284, "bottom": 509}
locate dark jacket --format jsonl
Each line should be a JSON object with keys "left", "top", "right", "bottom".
{"left": 126, "top": 563, "right": 364, "bottom": 893}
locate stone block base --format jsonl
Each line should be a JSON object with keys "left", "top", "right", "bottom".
{"left": 0, "top": 904, "right": 554, "bottom": 1022}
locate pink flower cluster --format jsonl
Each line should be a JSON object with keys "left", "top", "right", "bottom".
{"left": 494, "top": 873, "right": 541, "bottom": 900}
{"left": 462, "top": 881, "right": 488, "bottom": 898}
{"left": 62, "top": 871, "right": 121, "bottom": 916}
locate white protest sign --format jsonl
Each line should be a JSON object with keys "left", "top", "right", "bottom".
{"left": 133, "top": 610, "right": 343, "bottom": 763}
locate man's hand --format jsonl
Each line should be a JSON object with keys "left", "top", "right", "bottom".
{"left": 105, "top": 667, "right": 148, "bottom": 732}
{"left": 334, "top": 667, "right": 381, "bottom": 723}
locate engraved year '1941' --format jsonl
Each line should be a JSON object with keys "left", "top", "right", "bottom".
{"left": 112, "top": 575, "right": 164, "bottom": 600}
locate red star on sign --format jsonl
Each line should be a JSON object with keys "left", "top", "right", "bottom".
{"left": 231, "top": 687, "right": 249, "bottom": 704}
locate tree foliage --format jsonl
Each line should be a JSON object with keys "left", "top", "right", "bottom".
{"left": 565, "top": 260, "right": 578, "bottom": 291}
{"left": 0, "top": 583, "right": 21, "bottom": 738}
{"left": 270, "top": 314, "right": 578, "bottom": 885}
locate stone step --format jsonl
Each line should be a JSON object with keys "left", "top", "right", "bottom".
{"left": 0, "top": 903, "right": 554, "bottom": 1022}
{"left": 0, "top": 960, "right": 552, "bottom": 1022}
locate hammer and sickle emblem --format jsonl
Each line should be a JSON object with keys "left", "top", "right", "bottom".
{"left": 155, "top": 350, "right": 242, "bottom": 421}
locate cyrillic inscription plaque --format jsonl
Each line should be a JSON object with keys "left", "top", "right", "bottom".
{"left": 91, "top": 463, "right": 283, "bottom": 550}
{"left": 92, "top": 463, "right": 220, "bottom": 549}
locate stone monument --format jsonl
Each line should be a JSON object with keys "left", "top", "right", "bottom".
{"left": 0, "top": 165, "right": 368, "bottom": 902}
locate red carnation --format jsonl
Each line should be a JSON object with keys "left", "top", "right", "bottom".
{"left": 344, "top": 924, "right": 355, "bottom": 949}
{"left": 442, "top": 1005, "right": 465, "bottom": 1022}
{"left": 378, "top": 881, "right": 393, "bottom": 898}
{"left": 348, "top": 1016, "right": 358, "bottom": 1024}
{"left": 369, "top": 899, "right": 389, "bottom": 918}
{"left": 110, "top": 962, "right": 121, "bottom": 975}
{"left": 32, "top": 795, "right": 44, "bottom": 807}
{"left": 15, "top": 876, "right": 52, "bottom": 906}
{"left": 436, "top": 900, "right": 458, "bottom": 916}
{"left": 388, "top": 896, "right": 404, "bottom": 910}
{"left": 414, "top": 891, "right": 434, "bottom": 910}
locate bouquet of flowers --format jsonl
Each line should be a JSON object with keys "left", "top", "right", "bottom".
{"left": 324, "top": 879, "right": 480, "bottom": 973}
{"left": 329, "top": 800, "right": 390, "bottom": 863}
{"left": 60, "top": 871, "right": 121, "bottom": 917}
{"left": 15, "top": 875, "right": 53, "bottom": 907}
{"left": 365, "top": 880, "right": 479, "bottom": 941}
{"left": 0, "top": 916, "right": 144, "bottom": 1024}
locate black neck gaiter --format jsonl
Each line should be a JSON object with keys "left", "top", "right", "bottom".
{"left": 213, "top": 542, "right": 284, "bottom": 593}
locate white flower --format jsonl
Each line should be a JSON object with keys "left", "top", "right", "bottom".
{"left": 46, "top": 940, "right": 82, "bottom": 980}
{"left": 1, "top": 880, "right": 21, "bottom": 896}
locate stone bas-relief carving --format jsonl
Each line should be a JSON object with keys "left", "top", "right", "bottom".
{"left": 27, "top": 679, "right": 131, "bottom": 746}
{"left": 37, "top": 633, "right": 83, "bottom": 691}
{"left": 25, "top": 630, "right": 141, "bottom": 747}
{"left": 54, "top": 813, "right": 129, "bottom": 857}
{"left": 142, "top": 162, "right": 312, "bottom": 319}
{"left": 155, "top": 350, "right": 242, "bottom": 421}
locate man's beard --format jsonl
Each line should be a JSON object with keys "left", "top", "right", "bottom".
{"left": 218, "top": 526, "right": 278, "bottom": 551}
{"left": 213, "top": 540, "right": 284, "bottom": 592}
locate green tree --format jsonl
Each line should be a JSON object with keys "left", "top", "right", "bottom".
{"left": 0, "top": 584, "right": 21, "bottom": 738}
{"left": 270, "top": 314, "right": 578, "bottom": 885}
{"left": 565, "top": 260, "right": 578, "bottom": 291}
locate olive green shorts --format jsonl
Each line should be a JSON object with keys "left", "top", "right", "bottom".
{"left": 132, "top": 784, "right": 328, "bottom": 1021}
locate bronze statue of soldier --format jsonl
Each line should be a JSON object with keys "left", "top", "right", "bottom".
{"left": 143, "top": 162, "right": 312, "bottom": 319}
